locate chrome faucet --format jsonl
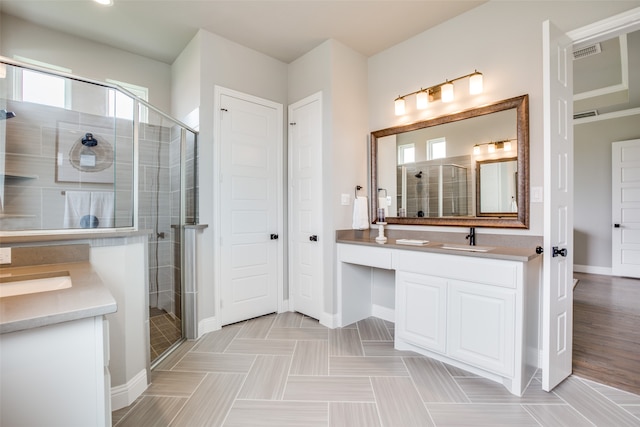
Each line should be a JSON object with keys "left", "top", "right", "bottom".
{"left": 465, "top": 227, "right": 476, "bottom": 246}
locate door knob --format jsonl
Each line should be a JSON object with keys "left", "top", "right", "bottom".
{"left": 552, "top": 246, "right": 568, "bottom": 257}
{"left": 309, "top": 235, "right": 318, "bottom": 242}
{"left": 270, "top": 234, "right": 279, "bottom": 240}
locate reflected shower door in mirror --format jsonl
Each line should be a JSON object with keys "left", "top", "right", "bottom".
{"left": 372, "top": 95, "right": 529, "bottom": 228}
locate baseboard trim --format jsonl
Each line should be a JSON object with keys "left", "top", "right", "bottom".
{"left": 574, "top": 264, "right": 612, "bottom": 276}
{"left": 320, "top": 312, "right": 339, "bottom": 329}
{"left": 372, "top": 304, "right": 395, "bottom": 323}
{"left": 111, "top": 368, "right": 147, "bottom": 411}
{"left": 198, "top": 316, "right": 219, "bottom": 339}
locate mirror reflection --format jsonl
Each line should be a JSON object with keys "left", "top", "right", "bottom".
{"left": 477, "top": 158, "right": 518, "bottom": 216}
{"left": 371, "top": 95, "right": 529, "bottom": 228}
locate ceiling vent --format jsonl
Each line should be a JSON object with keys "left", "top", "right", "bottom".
{"left": 574, "top": 110, "right": 598, "bottom": 120}
{"left": 573, "top": 43, "right": 601, "bottom": 60}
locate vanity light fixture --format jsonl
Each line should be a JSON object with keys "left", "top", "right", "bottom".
{"left": 416, "top": 89, "right": 429, "bottom": 109}
{"left": 394, "top": 96, "right": 406, "bottom": 115}
{"left": 441, "top": 80, "right": 454, "bottom": 103}
{"left": 472, "top": 138, "right": 516, "bottom": 156}
{"left": 394, "top": 70, "right": 483, "bottom": 115}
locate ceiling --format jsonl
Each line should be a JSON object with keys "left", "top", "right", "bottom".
{"left": 0, "top": 0, "right": 486, "bottom": 64}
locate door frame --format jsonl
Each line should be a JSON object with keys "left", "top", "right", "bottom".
{"left": 212, "top": 85, "right": 285, "bottom": 329}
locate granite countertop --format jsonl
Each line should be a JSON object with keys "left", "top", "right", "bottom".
{"left": 336, "top": 229, "right": 542, "bottom": 262}
{"left": 0, "top": 261, "right": 117, "bottom": 334}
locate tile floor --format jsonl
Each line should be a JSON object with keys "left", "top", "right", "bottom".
{"left": 149, "top": 309, "right": 182, "bottom": 361}
{"left": 113, "top": 312, "right": 640, "bottom": 426}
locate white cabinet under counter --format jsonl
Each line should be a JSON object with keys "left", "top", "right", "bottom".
{"left": 336, "top": 239, "right": 541, "bottom": 396}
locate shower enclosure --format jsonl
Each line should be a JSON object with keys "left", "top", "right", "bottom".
{"left": 398, "top": 157, "right": 469, "bottom": 218}
{"left": 0, "top": 58, "right": 198, "bottom": 364}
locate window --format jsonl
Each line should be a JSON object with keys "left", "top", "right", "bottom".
{"left": 106, "top": 79, "right": 149, "bottom": 122}
{"left": 398, "top": 144, "right": 415, "bottom": 165}
{"left": 14, "top": 56, "right": 71, "bottom": 109}
{"left": 427, "top": 137, "right": 446, "bottom": 160}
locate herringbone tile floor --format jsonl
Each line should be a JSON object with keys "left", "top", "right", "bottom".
{"left": 113, "top": 312, "right": 640, "bottom": 426}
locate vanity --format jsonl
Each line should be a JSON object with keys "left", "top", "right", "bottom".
{"left": 339, "top": 94, "right": 540, "bottom": 396}
{"left": 336, "top": 231, "right": 541, "bottom": 396}
{"left": 0, "top": 244, "right": 117, "bottom": 427}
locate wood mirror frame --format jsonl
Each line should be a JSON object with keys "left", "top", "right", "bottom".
{"left": 370, "top": 94, "right": 529, "bottom": 228}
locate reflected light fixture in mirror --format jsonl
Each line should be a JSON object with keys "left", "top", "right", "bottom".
{"left": 394, "top": 70, "right": 483, "bottom": 115}
{"left": 473, "top": 139, "right": 515, "bottom": 156}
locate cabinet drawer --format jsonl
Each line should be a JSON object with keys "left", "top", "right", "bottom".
{"left": 397, "top": 250, "right": 520, "bottom": 289}
{"left": 338, "top": 243, "right": 393, "bottom": 269}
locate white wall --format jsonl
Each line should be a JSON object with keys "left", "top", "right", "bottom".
{"left": 0, "top": 14, "right": 172, "bottom": 113}
{"left": 367, "top": 0, "right": 640, "bottom": 238}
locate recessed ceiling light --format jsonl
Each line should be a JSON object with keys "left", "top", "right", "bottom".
{"left": 94, "top": 0, "right": 114, "bottom": 6}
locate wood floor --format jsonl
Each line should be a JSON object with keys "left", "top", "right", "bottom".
{"left": 113, "top": 312, "right": 640, "bottom": 426}
{"left": 573, "top": 272, "right": 640, "bottom": 396}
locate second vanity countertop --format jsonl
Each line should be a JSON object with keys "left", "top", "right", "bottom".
{"left": 0, "top": 261, "right": 117, "bottom": 334}
{"left": 336, "top": 229, "right": 542, "bottom": 262}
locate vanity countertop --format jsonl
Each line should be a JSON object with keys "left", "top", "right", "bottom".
{"left": 336, "top": 229, "right": 541, "bottom": 262}
{"left": 0, "top": 261, "right": 117, "bottom": 334}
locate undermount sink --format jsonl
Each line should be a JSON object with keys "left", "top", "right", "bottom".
{"left": 0, "top": 271, "right": 72, "bottom": 298}
{"left": 439, "top": 244, "right": 494, "bottom": 253}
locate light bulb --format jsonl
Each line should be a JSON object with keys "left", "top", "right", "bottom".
{"left": 441, "top": 81, "right": 454, "bottom": 103}
{"left": 473, "top": 145, "right": 480, "bottom": 155}
{"left": 416, "top": 90, "right": 429, "bottom": 110}
{"left": 488, "top": 142, "right": 496, "bottom": 153}
{"left": 469, "top": 71, "right": 483, "bottom": 95}
{"left": 504, "top": 141, "right": 512, "bottom": 151}
{"left": 394, "top": 97, "right": 405, "bottom": 115}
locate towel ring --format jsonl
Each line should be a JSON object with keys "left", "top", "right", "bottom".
{"left": 354, "top": 185, "right": 362, "bottom": 199}
{"left": 378, "top": 188, "right": 387, "bottom": 198}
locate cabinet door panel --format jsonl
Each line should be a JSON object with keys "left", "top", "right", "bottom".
{"left": 396, "top": 272, "right": 447, "bottom": 353}
{"left": 448, "top": 280, "right": 515, "bottom": 376}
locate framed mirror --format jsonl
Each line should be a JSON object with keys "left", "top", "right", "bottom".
{"left": 371, "top": 94, "right": 529, "bottom": 228}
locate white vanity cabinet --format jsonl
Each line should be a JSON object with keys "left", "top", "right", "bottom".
{"left": 447, "top": 279, "right": 516, "bottom": 377}
{"left": 394, "top": 250, "right": 536, "bottom": 396}
{"left": 0, "top": 315, "right": 111, "bottom": 427}
{"left": 395, "top": 271, "right": 447, "bottom": 354}
{"left": 337, "top": 241, "right": 540, "bottom": 396}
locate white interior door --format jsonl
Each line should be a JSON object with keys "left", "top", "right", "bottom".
{"left": 289, "top": 92, "right": 323, "bottom": 320}
{"left": 612, "top": 139, "right": 640, "bottom": 277}
{"left": 542, "top": 20, "right": 574, "bottom": 392}
{"left": 217, "top": 88, "right": 283, "bottom": 326}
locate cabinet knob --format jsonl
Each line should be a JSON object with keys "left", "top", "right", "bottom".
{"left": 270, "top": 234, "right": 279, "bottom": 240}
{"left": 309, "top": 235, "right": 318, "bottom": 242}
